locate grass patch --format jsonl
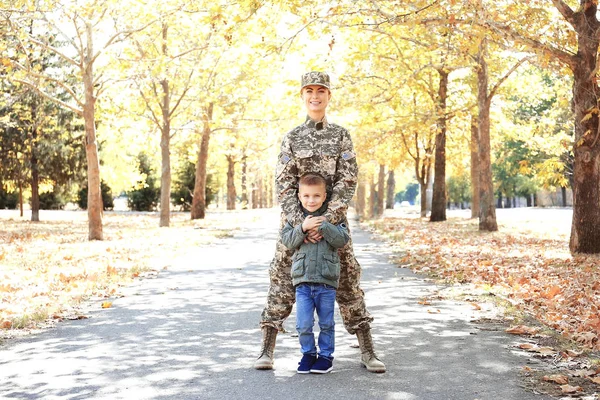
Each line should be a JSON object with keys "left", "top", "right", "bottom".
{"left": 0, "top": 210, "right": 240, "bottom": 333}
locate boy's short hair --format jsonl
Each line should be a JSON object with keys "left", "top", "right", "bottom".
{"left": 299, "top": 173, "right": 327, "bottom": 189}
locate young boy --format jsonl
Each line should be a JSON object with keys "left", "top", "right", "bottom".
{"left": 280, "top": 173, "right": 350, "bottom": 374}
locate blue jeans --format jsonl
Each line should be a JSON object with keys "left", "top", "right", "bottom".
{"left": 295, "top": 283, "right": 336, "bottom": 359}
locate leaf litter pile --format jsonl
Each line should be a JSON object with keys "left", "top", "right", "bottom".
{"left": 0, "top": 211, "right": 237, "bottom": 339}
{"left": 367, "top": 210, "right": 600, "bottom": 397}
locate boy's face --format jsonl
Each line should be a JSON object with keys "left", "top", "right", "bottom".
{"left": 298, "top": 183, "right": 326, "bottom": 212}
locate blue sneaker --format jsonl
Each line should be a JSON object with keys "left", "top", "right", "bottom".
{"left": 297, "top": 354, "right": 317, "bottom": 374}
{"left": 310, "top": 356, "right": 333, "bottom": 374}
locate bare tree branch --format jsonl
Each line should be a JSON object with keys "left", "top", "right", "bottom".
{"left": 138, "top": 85, "right": 162, "bottom": 128}
{"left": 91, "top": 18, "right": 159, "bottom": 65}
{"left": 367, "top": 0, "right": 439, "bottom": 25}
{"left": 11, "top": 60, "right": 84, "bottom": 107}
{"left": 13, "top": 78, "right": 83, "bottom": 115}
{"left": 170, "top": 45, "right": 210, "bottom": 60}
{"left": 169, "top": 69, "right": 195, "bottom": 119}
{"left": 477, "top": 19, "right": 576, "bottom": 68}
{"left": 26, "top": 35, "right": 80, "bottom": 67}
{"left": 488, "top": 56, "right": 532, "bottom": 101}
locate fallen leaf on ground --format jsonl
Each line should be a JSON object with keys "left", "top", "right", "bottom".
{"left": 469, "top": 302, "right": 482, "bottom": 310}
{"left": 573, "top": 332, "right": 597, "bottom": 347}
{"left": 1, "top": 320, "right": 12, "bottom": 329}
{"left": 518, "top": 343, "right": 536, "bottom": 350}
{"left": 65, "top": 315, "right": 89, "bottom": 320}
{"left": 516, "top": 344, "right": 555, "bottom": 355}
{"left": 535, "top": 347, "right": 556, "bottom": 356}
{"left": 588, "top": 376, "right": 600, "bottom": 385}
{"left": 369, "top": 216, "right": 600, "bottom": 351}
{"left": 101, "top": 302, "right": 112, "bottom": 309}
{"left": 418, "top": 299, "right": 432, "bottom": 305}
{"left": 566, "top": 349, "right": 583, "bottom": 357}
{"left": 506, "top": 325, "right": 539, "bottom": 335}
{"left": 560, "top": 384, "right": 583, "bottom": 394}
{"left": 542, "top": 374, "right": 569, "bottom": 385}
{"left": 571, "top": 370, "right": 596, "bottom": 378}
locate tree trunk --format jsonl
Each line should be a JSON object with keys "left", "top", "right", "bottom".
{"left": 569, "top": 6, "right": 600, "bottom": 253}
{"left": 83, "top": 22, "right": 103, "bottom": 240}
{"left": 419, "top": 181, "right": 428, "bottom": 217}
{"left": 477, "top": 38, "right": 498, "bottom": 232}
{"left": 31, "top": 145, "right": 39, "bottom": 221}
{"left": 369, "top": 178, "right": 378, "bottom": 218}
{"left": 377, "top": 164, "right": 385, "bottom": 217}
{"left": 430, "top": 68, "right": 449, "bottom": 222}
{"left": 251, "top": 183, "right": 257, "bottom": 209}
{"left": 258, "top": 176, "right": 265, "bottom": 208}
{"left": 158, "top": 24, "right": 172, "bottom": 227}
{"left": 241, "top": 153, "right": 248, "bottom": 209}
{"left": 268, "top": 180, "right": 273, "bottom": 208}
{"left": 191, "top": 103, "right": 213, "bottom": 219}
{"left": 561, "top": 186, "right": 567, "bottom": 207}
{"left": 226, "top": 155, "right": 236, "bottom": 210}
{"left": 356, "top": 179, "right": 366, "bottom": 220}
{"left": 470, "top": 116, "right": 480, "bottom": 219}
{"left": 31, "top": 105, "right": 39, "bottom": 222}
{"left": 18, "top": 181, "right": 23, "bottom": 217}
{"left": 385, "top": 170, "right": 395, "bottom": 209}
{"left": 159, "top": 78, "right": 171, "bottom": 227}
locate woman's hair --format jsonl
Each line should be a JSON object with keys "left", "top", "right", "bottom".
{"left": 299, "top": 173, "right": 327, "bottom": 188}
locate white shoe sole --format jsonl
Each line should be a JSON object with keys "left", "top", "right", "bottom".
{"left": 310, "top": 367, "right": 332, "bottom": 374}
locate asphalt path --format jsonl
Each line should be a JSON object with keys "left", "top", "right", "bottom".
{"left": 0, "top": 208, "right": 552, "bottom": 400}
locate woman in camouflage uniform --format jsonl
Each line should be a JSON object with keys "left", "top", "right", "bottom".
{"left": 254, "top": 71, "right": 385, "bottom": 373}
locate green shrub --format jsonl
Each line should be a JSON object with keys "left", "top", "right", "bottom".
{"left": 127, "top": 153, "right": 160, "bottom": 212}
{"left": 171, "top": 161, "right": 216, "bottom": 211}
{"left": 0, "top": 189, "right": 18, "bottom": 209}
{"left": 77, "top": 181, "right": 114, "bottom": 210}
{"left": 38, "top": 191, "right": 65, "bottom": 210}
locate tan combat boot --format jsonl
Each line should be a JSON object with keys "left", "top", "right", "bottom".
{"left": 356, "top": 328, "right": 386, "bottom": 373}
{"left": 253, "top": 326, "right": 278, "bottom": 370}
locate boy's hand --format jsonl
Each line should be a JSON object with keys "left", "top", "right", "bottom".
{"left": 304, "top": 228, "right": 323, "bottom": 243}
{"left": 302, "top": 215, "right": 325, "bottom": 233}
{"left": 302, "top": 216, "right": 325, "bottom": 243}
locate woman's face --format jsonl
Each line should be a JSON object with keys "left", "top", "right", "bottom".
{"left": 301, "top": 85, "right": 331, "bottom": 116}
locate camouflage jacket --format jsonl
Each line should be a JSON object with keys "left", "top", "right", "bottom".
{"left": 275, "top": 116, "right": 358, "bottom": 226}
{"left": 280, "top": 206, "right": 350, "bottom": 289}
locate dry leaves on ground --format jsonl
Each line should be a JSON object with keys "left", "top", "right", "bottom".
{"left": 368, "top": 214, "right": 600, "bottom": 351}
{"left": 0, "top": 211, "right": 235, "bottom": 334}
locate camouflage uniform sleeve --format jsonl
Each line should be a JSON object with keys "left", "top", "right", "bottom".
{"left": 323, "top": 129, "right": 357, "bottom": 224}
{"left": 276, "top": 134, "right": 304, "bottom": 226}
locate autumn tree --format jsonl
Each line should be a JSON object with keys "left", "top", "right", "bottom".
{"left": 3, "top": 1, "right": 154, "bottom": 239}
{"left": 471, "top": 0, "right": 600, "bottom": 251}
{"left": 124, "top": 2, "right": 221, "bottom": 226}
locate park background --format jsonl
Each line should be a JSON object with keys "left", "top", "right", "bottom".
{"left": 2, "top": 1, "right": 600, "bottom": 395}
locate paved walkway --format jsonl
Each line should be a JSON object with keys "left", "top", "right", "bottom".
{"left": 0, "top": 209, "right": 550, "bottom": 399}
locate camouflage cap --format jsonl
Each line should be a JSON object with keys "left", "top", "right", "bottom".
{"left": 301, "top": 71, "right": 331, "bottom": 90}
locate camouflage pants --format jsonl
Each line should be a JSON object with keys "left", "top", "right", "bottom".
{"left": 260, "top": 214, "right": 373, "bottom": 334}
